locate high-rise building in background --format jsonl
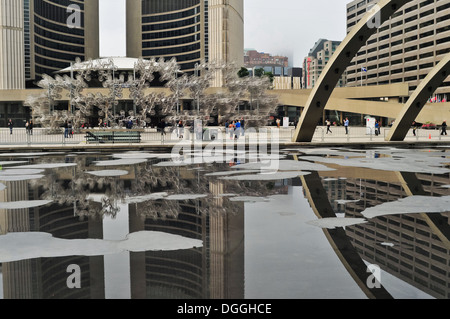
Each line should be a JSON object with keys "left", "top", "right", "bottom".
{"left": 30, "top": 0, "right": 99, "bottom": 84}
{"left": 126, "top": 0, "right": 244, "bottom": 86}
{"left": 0, "top": 0, "right": 25, "bottom": 89}
{"left": 345, "top": 0, "right": 450, "bottom": 98}
{"left": 0, "top": 0, "right": 100, "bottom": 89}
{"left": 302, "top": 39, "right": 344, "bottom": 89}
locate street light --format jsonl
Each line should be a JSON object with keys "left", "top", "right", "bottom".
{"left": 195, "top": 63, "right": 200, "bottom": 116}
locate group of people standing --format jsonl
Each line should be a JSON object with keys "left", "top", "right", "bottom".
{"left": 225, "top": 119, "right": 245, "bottom": 139}
{"left": 7, "top": 119, "right": 33, "bottom": 135}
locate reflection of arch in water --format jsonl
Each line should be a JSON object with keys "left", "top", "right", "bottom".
{"left": 395, "top": 172, "right": 450, "bottom": 249}
{"left": 387, "top": 53, "right": 450, "bottom": 141}
{"left": 292, "top": 0, "right": 411, "bottom": 142}
{"left": 300, "top": 171, "right": 393, "bottom": 299}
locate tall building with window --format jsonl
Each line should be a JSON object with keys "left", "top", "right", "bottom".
{"left": 1, "top": 0, "right": 100, "bottom": 88}
{"left": 302, "top": 39, "right": 344, "bottom": 89}
{"left": 345, "top": 0, "right": 450, "bottom": 97}
{"left": 126, "top": 0, "right": 244, "bottom": 85}
{"left": 30, "top": 0, "right": 100, "bottom": 83}
{"left": 0, "top": 0, "right": 25, "bottom": 89}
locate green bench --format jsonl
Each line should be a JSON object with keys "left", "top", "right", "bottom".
{"left": 85, "top": 129, "right": 142, "bottom": 144}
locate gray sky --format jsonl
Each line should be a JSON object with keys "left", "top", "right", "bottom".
{"left": 99, "top": 0, "right": 351, "bottom": 67}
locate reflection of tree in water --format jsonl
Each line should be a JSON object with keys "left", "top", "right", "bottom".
{"left": 29, "top": 153, "right": 288, "bottom": 221}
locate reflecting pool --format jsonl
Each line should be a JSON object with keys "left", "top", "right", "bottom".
{"left": 0, "top": 146, "right": 449, "bottom": 299}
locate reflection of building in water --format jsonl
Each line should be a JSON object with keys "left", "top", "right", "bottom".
{"left": 0, "top": 155, "right": 248, "bottom": 299}
{"left": 0, "top": 179, "right": 35, "bottom": 298}
{"left": 320, "top": 171, "right": 450, "bottom": 299}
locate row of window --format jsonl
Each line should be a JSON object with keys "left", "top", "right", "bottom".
{"left": 142, "top": 8, "right": 197, "bottom": 24}
{"left": 34, "top": 15, "right": 84, "bottom": 37}
{"left": 142, "top": 43, "right": 200, "bottom": 56}
{"left": 142, "top": 26, "right": 198, "bottom": 40}
{"left": 142, "top": 16, "right": 199, "bottom": 32}
{"left": 142, "top": 0, "right": 200, "bottom": 15}
{"left": 34, "top": 0, "right": 84, "bottom": 25}
{"left": 142, "top": 34, "right": 198, "bottom": 48}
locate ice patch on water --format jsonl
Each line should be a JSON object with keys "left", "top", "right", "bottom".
{"left": 306, "top": 217, "right": 368, "bottom": 229}
{"left": 0, "top": 231, "right": 203, "bottom": 263}
{"left": 153, "top": 161, "right": 190, "bottom": 167}
{"left": 112, "top": 152, "right": 159, "bottom": 159}
{"left": 299, "top": 155, "right": 449, "bottom": 174}
{"left": 0, "top": 161, "right": 28, "bottom": 166}
{"left": 0, "top": 175, "right": 44, "bottom": 181}
{"left": 0, "top": 169, "right": 45, "bottom": 175}
{"left": 86, "top": 170, "right": 129, "bottom": 177}
{"left": 13, "top": 163, "right": 77, "bottom": 169}
{"left": 165, "top": 194, "right": 208, "bottom": 200}
{"left": 0, "top": 200, "right": 53, "bottom": 209}
{"left": 219, "top": 171, "right": 308, "bottom": 181}
{"left": 230, "top": 160, "right": 335, "bottom": 172}
{"left": 0, "top": 152, "right": 62, "bottom": 157}
{"left": 204, "top": 170, "right": 260, "bottom": 177}
{"left": 94, "top": 159, "right": 147, "bottom": 166}
{"left": 229, "top": 196, "right": 270, "bottom": 203}
{"left": 335, "top": 199, "right": 360, "bottom": 205}
{"left": 125, "top": 192, "right": 168, "bottom": 203}
{"left": 361, "top": 196, "right": 450, "bottom": 219}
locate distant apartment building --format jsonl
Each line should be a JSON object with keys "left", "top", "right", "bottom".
{"left": 302, "top": 39, "right": 345, "bottom": 89}
{"left": 345, "top": 0, "right": 450, "bottom": 97}
{"left": 127, "top": 0, "right": 244, "bottom": 85}
{"left": 273, "top": 67, "right": 303, "bottom": 90}
{"left": 244, "top": 49, "right": 289, "bottom": 68}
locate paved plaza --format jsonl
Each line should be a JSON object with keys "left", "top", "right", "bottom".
{"left": 0, "top": 125, "right": 449, "bottom": 152}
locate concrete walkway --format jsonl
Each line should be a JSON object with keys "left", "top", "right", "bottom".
{"left": 0, "top": 126, "right": 449, "bottom": 152}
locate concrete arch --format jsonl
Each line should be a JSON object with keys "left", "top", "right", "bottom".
{"left": 386, "top": 53, "right": 450, "bottom": 141}
{"left": 300, "top": 171, "right": 393, "bottom": 299}
{"left": 292, "top": 0, "right": 412, "bottom": 142}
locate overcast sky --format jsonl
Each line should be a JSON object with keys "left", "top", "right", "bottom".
{"left": 99, "top": 0, "right": 352, "bottom": 67}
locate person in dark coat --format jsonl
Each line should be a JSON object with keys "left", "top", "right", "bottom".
{"left": 7, "top": 119, "right": 13, "bottom": 134}
{"left": 441, "top": 120, "right": 447, "bottom": 135}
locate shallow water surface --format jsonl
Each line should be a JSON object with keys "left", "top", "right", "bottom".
{"left": 0, "top": 146, "right": 449, "bottom": 299}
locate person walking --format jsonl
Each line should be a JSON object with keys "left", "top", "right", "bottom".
{"left": 375, "top": 120, "right": 380, "bottom": 136}
{"left": 235, "top": 120, "right": 241, "bottom": 139}
{"left": 177, "top": 120, "right": 184, "bottom": 139}
{"left": 240, "top": 118, "right": 245, "bottom": 136}
{"left": 25, "top": 121, "right": 30, "bottom": 134}
{"left": 344, "top": 118, "right": 349, "bottom": 135}
{"left": 68, "top": 121, "right": 73, "bottom": 138}
{"left": 225, "top": 120, "right": 229, "bottom": 135}
{"left": 7, "top": 119, "right": 13, "bottom": 135}
{"left": 229, "top": 121, "right": 235, "bottom": 139}
{"left": 29, "top": 120, "right": 33, "bottom": 135}
{"left": 276, "top": 118, "right": 281, "bottom": 128}
{"left": 326, "top": 119, "right": 332, "bottom": 134}
{"left": 158, "top": 119, "right": 166, "bottom": 142}
{"left": 441, "top": 120, "right": 447, "bottom": 135}
{"left": 63, "top": 120, "right": 69, "bottom": 138}
{"left": 412, "top": 121, "right": 417, "bottom": 136}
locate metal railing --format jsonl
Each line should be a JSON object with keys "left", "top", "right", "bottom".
{"left": 0, "top": 126, "right": 448, "bottom": 147}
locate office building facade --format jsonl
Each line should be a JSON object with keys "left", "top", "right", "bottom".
{"left": 302, "top": 39, "right": 345, "bottom": 89}
{"left": 0, "top": 0, "right": 25, "bottom": 89}
{"left": 126, "top": 0, "right": 244, "bottom": 85}
{"left": 30, "top": 0, "right": 100, "bottom": 83}
{"left": 1, "top": 0, "right": 100, "bottom": 89}
{"left": 345, "top": 0, "right": 450, "bottom": 96}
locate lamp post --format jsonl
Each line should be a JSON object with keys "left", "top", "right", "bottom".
{"left": 195, "top": 63, "right": 200, "bottom": 116}
{"left": 133, "top": 62, "right": 137, "bottom": 117}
